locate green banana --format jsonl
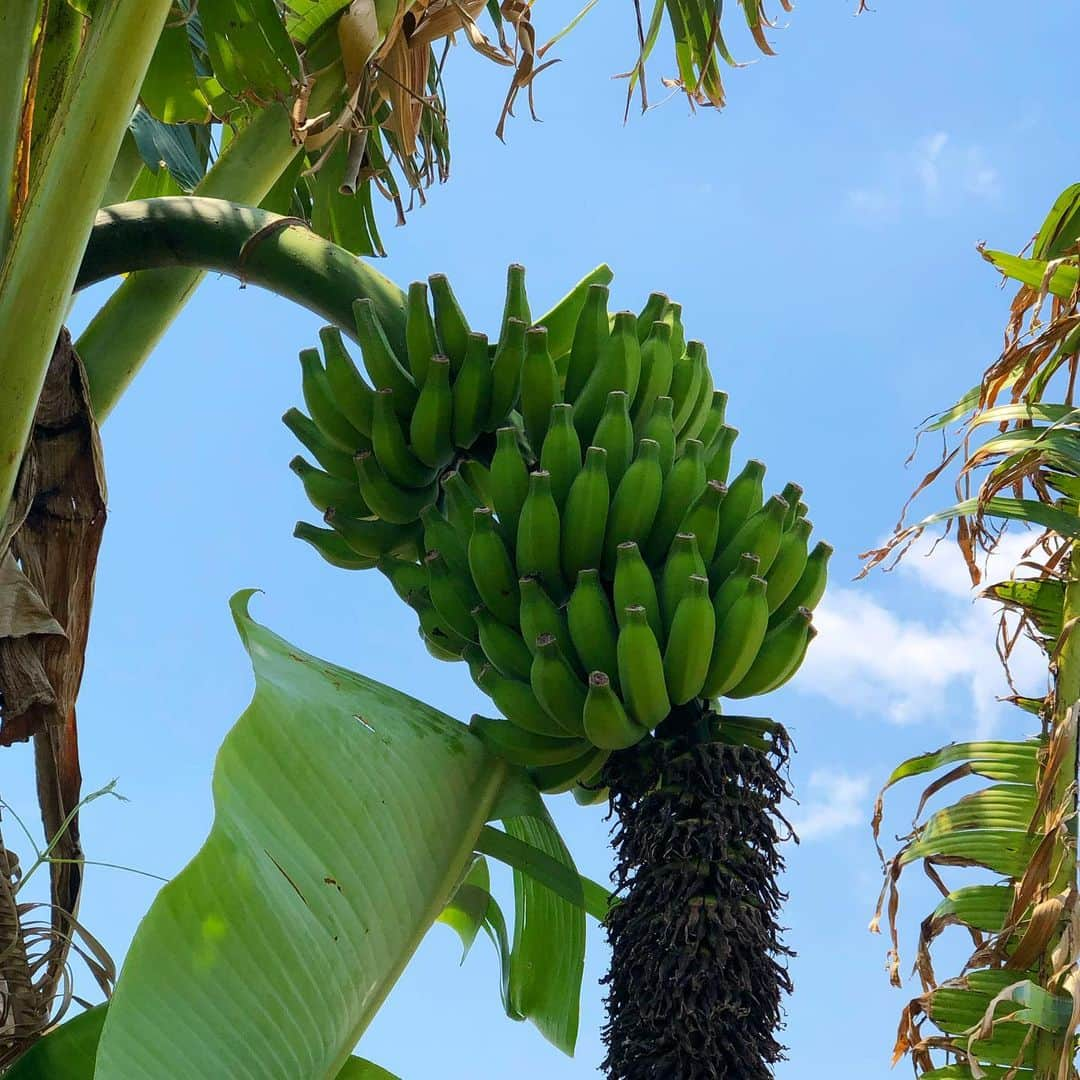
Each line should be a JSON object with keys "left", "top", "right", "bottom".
{"left": 428, "top": 272, "right": 470, "bottom": 373}
{"left": 617, "top": 604, "right": 670, "bottom": 731}
{"left": 779, "top": 482, "right": 804, "bottom": 530}
{"left": 409, "top": 354, "right": 454, "bottom": 469}
{"left": 696, "top": 391, "right": 728, "bottom": 452}
{"left": 531, "top": 634, "right": 588, "bottom": 735}
{"left": 644, "top": 438, "right": 707, "bottom": 563}
{"left": 458, "top": 459, "right": 494, "bottom": 509}
{"left": 632, "top": 322, "right": 674, "bottom": 435}
{"left": 474, "top": 663, "right": 575, "bottom": 738}
{"left": 663, "top": 574, "right": 715, "bottom": 705}
{"left": 463, "top": 644, "right": 488, "bottom": 683}
{"left": 560, "top": 445, "right": 609, "bottom": 584}
{"left": 573, "top": 313, "right": 639, "bottom": 443}
{"left": 536, "top": 264, "right": 613, "bottom": 361}
{"left": 421, "top": 504, "right": 469, "bottom": 580}
{"left": 488, "top": 426, "right": 530, "bottom": 546}
{"left": 583, "top": 672, "right": 648, "bottom": 750}
{"left": 662, "top": 300, "right": 685, "bottom": 363}
{"left": 487, "top": 318, "right": 526, "bottom": 431}
{"left": 565, "top": 282, "right": 610, "bottom": 403}
{"left": 676, "top": 343, "right": 713, "bottom": 444}
{"left": 290, "top": 456, "right": 369, "bottom": 516}
{"left": 411, "top": 594, "right": 471, "bottom": 660}
{"left": 519, "top": 575, "right": 575, "bottom": 663}
{"left": 294, "top": 522, "right": 377, "bottom": 570}
{"left": 712, "top": 493, "right": 788, "bottom": 580}
{"left": 705, "top": 424, "right": 737, "bottom": 485}
{"left": 602, "top": 438, "right": 664, "bottom": 574}
{"left": 659, "top": 532, "right": 706, "bottom": 632}
{"left": 540, "top": 403, "right": 582, "bottom": 509}
{"left": 473, "top": 605, "right": 533, "bottom": 680}
{"left": 372, "top": 388, "right": 437, "bottom": 488}
{"left": 425, "top": 549, "right": 479, "bottom": 641}
{"left": 613, "top": 541, "right": 663, "bottom": 644}
{"left": 501, "top": 263, "right": 531, "bottom": 340}
{"left": 468, "top": 507, "right": 520, "bottom": 626}
{"left": 405, "top": 280, "right": 438, "bottom": 385}
{"left": 441, "top": 468, "right": 484, "bottom": 541}
{"left": 726, "top": 608, "right": 814, "bottom": 699}
{"left": 640, "top": 395, "right": 677, "bottom": 474}
{"left": 765, "top": 517, "right": 812, "bottom": 612}
{"left": 770, "top": 540, "right": 831, "bottom": 626}
{"left": 712, "top": 552, "right": 760, "bottom": 622}
{"left": 795, "top": 500, "right": 808, "bottom": 521}
{"left": 354, "top": 450, "right": 437, "bottom": 524}
{"left": 669, "top": 339, "right": 703, "bottom": 433}
{"left": 702, "top": 575, "right": 769, "bottom": 697}
{"left": 470, "top": 715, "right": 588, "bottom": 767}
{"left": 282, "top": 408, "right": 357, "bottom": 480}
{"left": 320, "top": 326, "right": 376, "bottom": 437}
{"left": 300, "top": 348, "right": 366, "bottom": 453}
{"left": 712, "top": 458, "right": 765, "bottom": 553}
{"left": 678, "top": 479, "right": 726, "bottom": 564}
{"left": 325, "top": 507, "right": 421, "bottom": 560}
{"left": 567, "top": 569, "right": 620, "bottom": 689}
{"left": 529, "top": 745, "right": 610, "bottom": 795}
{"left": 516, "top": 470, "right": 565, "bottom": 600}
{"left": 521, "top": 327, "right": 560, "bottom": 453}
{"left": 572, "top": 779, "right": 610, "bottom": 807}
{"left": 635, "top": 292, "right": 670, "bottom": 342}
{"left": 352, "top": 299, "right": 417, "bottom": 415}
{"left": 378, "top": 556, "right": 429, "bottom": 606}
{"left": 591, "top": 390, "right": 634, "bottom": 489}
{"left": 614, "top": 311, "right": 643, "bottom": 404}
{"left": 452, "top": 332, "right": 493, "bottom": 449}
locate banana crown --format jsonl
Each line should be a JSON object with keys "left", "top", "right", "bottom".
{"left": 286, "top": 264, "right": 828, "bottom": 793}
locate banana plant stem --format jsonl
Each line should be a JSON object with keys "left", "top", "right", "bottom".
{"left": 76, "top": 196, "right": 406, "bottom": 368}
{"left": 76, "top": 60, "right": 346, "bottom": 424}
{"left": 0, "top": 3, "right": 41, "bottom": 262}
{"left": 0, "top": 0, "right": 173, "bottom": 530}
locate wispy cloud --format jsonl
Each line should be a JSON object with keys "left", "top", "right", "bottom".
{"left": 789, "top": 770, "right": 872, "bottom": 841}
{"left": 797, "top": 532, "right": 1047, "bottom": 738}
{"left": 846, "top": 131, "right": 1000, "bottom": 223}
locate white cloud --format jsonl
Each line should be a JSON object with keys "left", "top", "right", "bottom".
{"left": 788, "top": 770, "right": 872, "bottom": 841}
{"left": 796, "top": 532, "right": 1048, "bottom": 738}
{"left": 914, "top": 131, "right": 949, "bottom": 199}
{"left": 846, "top": 131, "right": 1000, "bottom": 223}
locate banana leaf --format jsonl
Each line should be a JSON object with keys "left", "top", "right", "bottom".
{"left": 6, "top": 1005, "right": 400, "bottom": 1079}
{"left": 87, "top": 590, "right": 515, "bottom": 1077}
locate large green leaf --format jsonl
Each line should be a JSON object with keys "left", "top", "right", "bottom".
{"left": 7, "top": 1006, "right": 400, "bottom": 1080}
{"left": 91, "top": 592, "right": 508, "bottom": 1078}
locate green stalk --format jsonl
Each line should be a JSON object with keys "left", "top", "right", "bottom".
{"left": 0, "top": 0, "right": 172, "bottom": 528}
{"left": 77, "top": 195, "right": 405, "bottom": 352}
{"left": 1034, "top": 541, "right": 1080, "bottom": 1077}
{"left": 77, "top": 62, "right": 346, "bottom": 423}
{"left": 0, "top": 3, "right": 42, "bottom": 261}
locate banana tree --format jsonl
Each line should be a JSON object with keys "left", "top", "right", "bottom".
{"left": 0, "top": 0, "right": 812, "bottom": 1074}
{"left": 864, "top": 183, "right": 1080, "bottom": 1079}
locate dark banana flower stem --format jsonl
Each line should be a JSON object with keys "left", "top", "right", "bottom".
{"left": 601, "top": 703, "right": 795, "bottom": 1080}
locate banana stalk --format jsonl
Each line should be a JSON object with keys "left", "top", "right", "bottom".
{"left": 0, "top": 0, "right": 174, "bottom": 528}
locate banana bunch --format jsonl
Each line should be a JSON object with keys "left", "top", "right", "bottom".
{"left": 287, "top": 266, "right": 830, "bottom": 794}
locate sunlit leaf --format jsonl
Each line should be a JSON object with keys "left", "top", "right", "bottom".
{"left": 92, "top": 592, "right": 506, "bottom": 1078}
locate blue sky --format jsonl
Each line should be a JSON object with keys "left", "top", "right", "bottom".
{"left": 4, "top": 2, "right": 1077, "bottom": 1076}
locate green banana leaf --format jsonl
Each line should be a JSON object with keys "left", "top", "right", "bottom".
{"left": 1033, "top": 182, "right": 1080, "bottom": 260}
{"left": 89, "top": 591, "right": 510, "bottom": 1078}
{"left": 981, "top": 248, "right": 1079, "bottom": 300}
{"left": 7, "top": 1005, "right": 400, "bottom": 1080}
